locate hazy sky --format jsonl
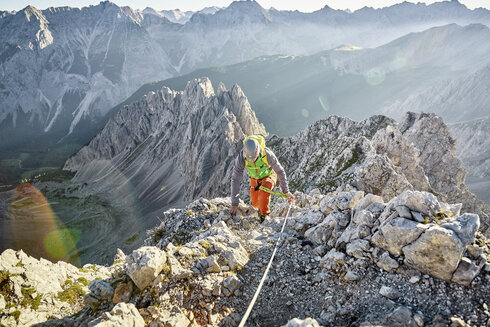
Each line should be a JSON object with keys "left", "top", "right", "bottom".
{"left": 0, "top": 0, "right": 489, "bottom": 12}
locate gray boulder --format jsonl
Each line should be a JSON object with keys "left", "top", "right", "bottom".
{"left": 125, "top": 246, "right": 167, "bottom": 290}
{"left": 440, "top": 213, "right": 480, "bottom": 247}
{"left": 372, "top": 218, "right": 429, "bottom": 255}
{"left": 451, "top": 257, "right": 483, "bottom": 286}
{"left": 376, "top": 251, "right": 399, "bottom": 272}
{"left": 88, "top": 280, "right": 114, "bottom": 301}
{"left": 346, "top": 239, "right": 371, "bottom": 259}
{"left": 88, "top": 302, "right": 145, "bottom": 327}
{"left": 403, "top": 226, "right": 465, "bottom": 281}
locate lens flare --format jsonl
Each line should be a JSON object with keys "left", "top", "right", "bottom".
{"left": 301, "top": 108, "right": 310, "bottom": 118}
{"left": 44, "top": 228, "right": 82, "bottom": 259}
{"left": 318, "top": 96, "right": 329, "bottom": 112}
{"left": 5, "top": 183, "right": 81, "bottom": 265}
{"left": 365, "top": 67, "right": 386, "bottom": 86}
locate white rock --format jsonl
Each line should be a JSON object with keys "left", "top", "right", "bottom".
{"left": 376, "top": 252, "right": 399, "bottom": 272}
{"left": 125, "top": 246, "right": 167, "bottom": 290}
{"left": 167, "top": 255, "right": 192, "bottom": 279}
{"left": 379, "top": 285, "right": 401, "bottom": 299}
{"left": 346, "top": 239, "right": 371, "bottom": 259}
{"left": 372, "top": 218, "right": 429, "bottom": 255}
{"left": 403, "top": 225, "right": 465, "bottom": 281}
{"left": 284, "top": 317, "right": 321, "bottom": 327}
{"left": 89, "top": 302, "right": 145, "bottom": 327}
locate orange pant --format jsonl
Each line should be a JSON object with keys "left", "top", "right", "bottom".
{"left": 250, "top": 174, "right": 277, "bottom": 215}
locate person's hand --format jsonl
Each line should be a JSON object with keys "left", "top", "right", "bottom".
{"left": 286, "top": 192, "right": 295, "bottom": 204}
{"left": 230, "top": 205, "right": 238, "bottom": 216}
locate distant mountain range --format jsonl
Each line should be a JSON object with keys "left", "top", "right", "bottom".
{"left": 1, "top": 0, "right": 489, "bottom": 155}
{"left": 107, "top": 23, "right": 490, "bottom": 137}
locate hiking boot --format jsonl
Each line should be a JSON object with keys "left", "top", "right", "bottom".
{"left": 258, "top": 213, "right": 269, "bottom": 223}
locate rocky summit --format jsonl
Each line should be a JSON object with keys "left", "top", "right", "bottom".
{"left": 0, "top": 192, "right": 488, "bottom": 326}
{"left": 1, "top": 78, "right": 489, "bottom": 326}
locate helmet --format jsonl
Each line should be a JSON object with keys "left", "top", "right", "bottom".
{"left": 244, "top": 138, "right": 260, "bottom": 161}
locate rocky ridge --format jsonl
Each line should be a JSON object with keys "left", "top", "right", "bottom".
{"left": 268, "top": 112, "right": 489, "bottom": 233}
{"left": 0, "top": 191, "right": 489, "bottom": 326}
{"left": 3, "top": 78, "right": 489, "bottom": 325}
{"left": 64, "top": 77, "right": 265, "bottom": 215}
{"left": 62, "top": 79, "right": 489, "bottom": 261}
{"left": 448, "top": 116, "right": 490, "bottom": 179}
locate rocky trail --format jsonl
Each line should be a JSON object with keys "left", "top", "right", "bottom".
{"left": 1, "top": 189, "right": 489, "bottom": 327}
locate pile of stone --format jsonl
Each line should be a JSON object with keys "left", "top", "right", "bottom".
{"left": 1, "top": 192, "right": 489, "bottom": 326}
{"left": 0, "top": 249, "right": 110, "bottom": 326}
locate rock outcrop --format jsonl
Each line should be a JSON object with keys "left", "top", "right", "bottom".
{"left": 269, "top": 112, "right": 489, "bottom": 232}
{"left": 64, "top": 78, "right": 264, "bottom": 212}
{"left": 1, "top": 193, "right": 488, "bottom": 326}
{"left": 58, "top": 79, "right": 489, "bottom": 270}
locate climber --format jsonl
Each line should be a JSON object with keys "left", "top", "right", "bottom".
{"left": 230, "top": 135, "right": 294, "bottom": 221}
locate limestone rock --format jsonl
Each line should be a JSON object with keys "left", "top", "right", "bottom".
{"left": 203, "top": 256, "right": 221, "bottom": 273}
{"left": 167, "top": 255, "right": 193, "bottom": 279}
{"left": 284, "top": 317, "right": 321, "bottom": 327}
{"left": 386, "top": 306, "right": 418, "bottom": 327}
{"left": 88, "top": 280, "right": 114, "bottom": 301}
{"left": 88, "top": 302, "right": 145, "bottom": 327}
{"left": 376, "top": 251, "right": 400, "bottom": 272}
{"left": 125, "top": 246, "right": 167, "bottom": 290}
{"left": 372, "top": 218, "right": 429, "bottom": 255}
{"left": 354, "top": 194, "right": 385, "bottom": 212}
{"left": 440, "top": 213, "right": 480, "bottom": 247}
{"left": 379, "top": 285, "right": 402, "bottom": 300}
{"left": 321, "top": 248, "right": 346, "bottom": 271}
{"left": 113, "top": 280, "right": 134, "bottom": 304}
{"left": 222, "top": 276, "right": 241, "bottom": 296}
{"left": 346, "top": 239, "right": 371, "bottom": 259}
{"left": 403, "top": 226, "right": 465, "bottom": 281}
{"left": 451, "top": 257, "right": 482, "bottom": 286}
{"left": 304, "top": 221, "right": 334, "bottom": 245}
{"left": 345, "top": 270, "right": 361, "bottom": 281}
{"left": 400, "top": 112, "right": 489, "bottom": 231}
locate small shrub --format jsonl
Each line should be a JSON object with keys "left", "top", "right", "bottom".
{"left": 57, "top": 281, "right": 85, "bottom": 304}
{"left": 11, "top": 310, "right": 21, "bottom": 322}
{"left": 162, "top": 263, "right": 171, "bottom": 275}
{"left": 77, "top": 277, "right": 90, "bottom": 286}
{"left": 199, "top": 240, "right": 212, "bottom": 250}
{"left": 21, "top": 288, "right": 41, "bottom": 310}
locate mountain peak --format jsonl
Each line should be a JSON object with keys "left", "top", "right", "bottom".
{"left": 21, "top": 5, "right": 44, "bottom": 21}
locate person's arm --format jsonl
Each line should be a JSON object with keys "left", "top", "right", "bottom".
{"left": 265, "top": 148, "right": 289, "bottom": 194}
{"left": 230, "top": 153, "right": 245, "bottom": 207}
{"left": 266, "top": 148, "right": 294, "bottom": 203}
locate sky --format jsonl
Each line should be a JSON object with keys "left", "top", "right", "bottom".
{"left": 0, "top": 0, "right": 489, "bottom": 12}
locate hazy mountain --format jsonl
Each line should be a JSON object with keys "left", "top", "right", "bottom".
{"left": 0, "top": 2, "right": 176, "bottom": 154}
{"left": 1, "top": 0, "right": 489, "bottom": 156}
{"left": 382, "top": 64, "right": 490, "bottom": 122}
{"left": 142, "top": 6, "right": 220, "bottom": 24}
{"left": 109, "top": 23, "right": 490, "bottom": 137}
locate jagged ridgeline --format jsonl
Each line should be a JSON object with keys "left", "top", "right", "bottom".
{"left": 0, "top": 77, "right": 489, "bottom": 326}
{"left": 65, "top": 77, "right": 489, "bottom": 238}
